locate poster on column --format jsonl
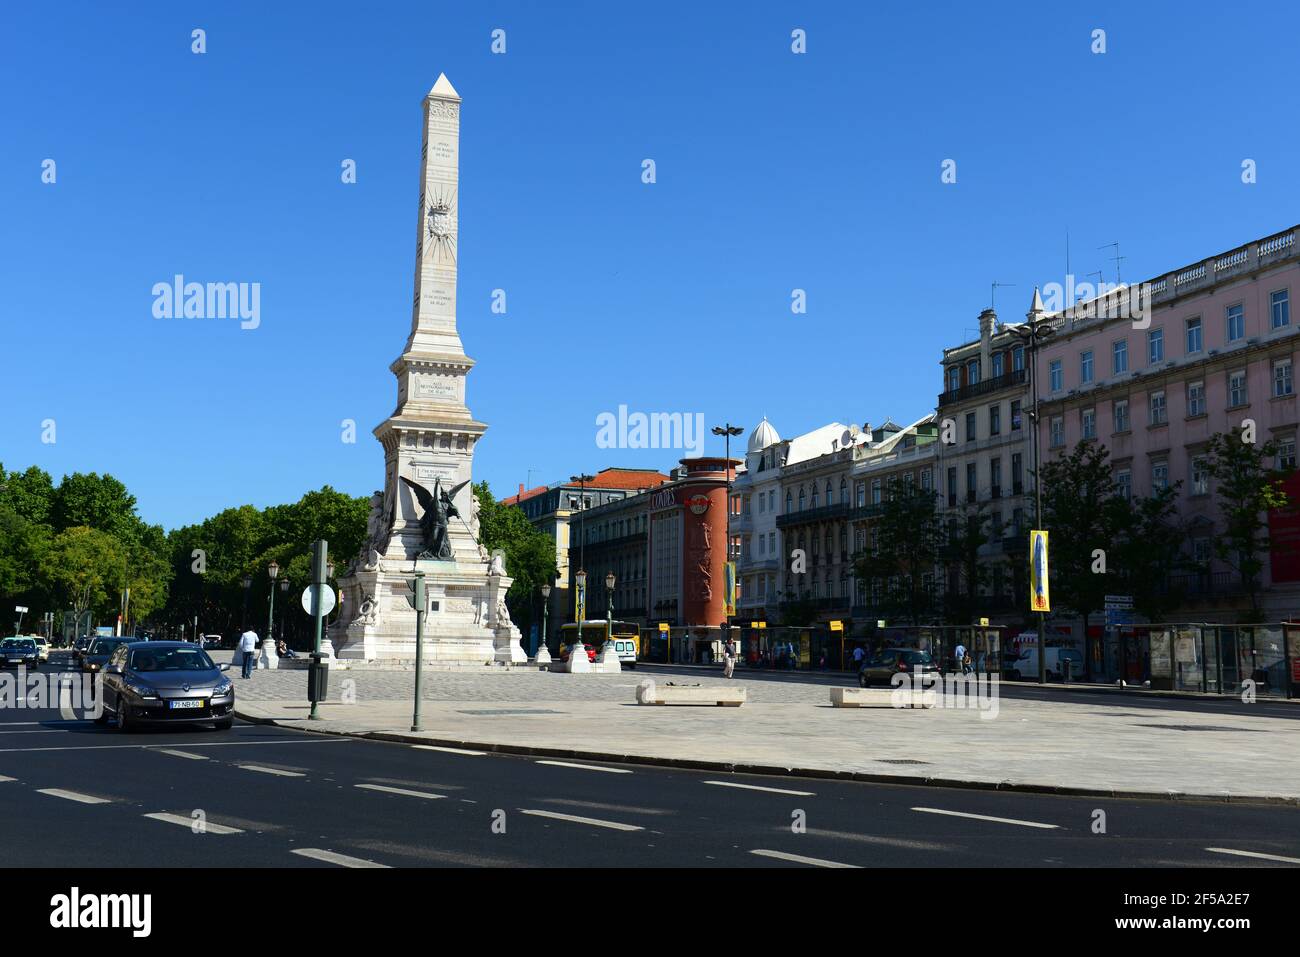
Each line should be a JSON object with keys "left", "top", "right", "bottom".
{"left": 1029, "top": 530, "right": 1050, "bottom": 613}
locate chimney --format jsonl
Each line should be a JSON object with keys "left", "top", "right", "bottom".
{"left": 979, "top": 308, "right": 996, "bottom": 376}
{"left": 518, "top": 483, "right": 524, "bottom": 496}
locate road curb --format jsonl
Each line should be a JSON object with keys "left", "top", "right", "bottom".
{"left": 233, "top": 706, "right": 1300, "bottom": 808}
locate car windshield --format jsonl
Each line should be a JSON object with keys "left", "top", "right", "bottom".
{"left": 129, "top": 647, "right": 216, "bottom": 672}
{"left": 902, "top": 651, "right": 933, "bottom": 664}
{"left": 2, "top": 639, "right": 35, "bottom": 650}
{"left": 90, "top": 639, "right": 126, "bottom": 655}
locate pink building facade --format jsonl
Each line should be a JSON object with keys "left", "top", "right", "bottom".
{"left": 1033, "top": 225, "right": 1300, "bottom": 622}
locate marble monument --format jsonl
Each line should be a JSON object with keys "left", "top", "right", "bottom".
{"left": 330, "top": 74, "right": 526, "bottom": 667}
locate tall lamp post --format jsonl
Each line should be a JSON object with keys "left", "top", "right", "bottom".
{"left": 539, "top": 583, "right": 552, "bottom": 661}
{"left": 1010, "top": 288, "right": 1055, "bottom": 686}
{"left": 278, "top": 579, "right": 291, "bottom": 644}
{"left": 605, "top": 570, "right": 616, "bottom": 641}
{"left": 240, "top": 574, "right": 253, "bottom": 633}
{"left": 570, "top": 473, "right": 595, "bottom": 623}
{"left": 712, "top": 423, "right": 744, "bottom": 628}
{"left": 265, "top": 561, "right": 280, "bottom": 656}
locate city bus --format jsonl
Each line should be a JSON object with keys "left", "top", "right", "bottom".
{"left": 558, "top": 620, "right": 640, "bottom": 668}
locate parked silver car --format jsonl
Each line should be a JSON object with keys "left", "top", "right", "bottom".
{"left": 98, "top": 641, "right": 234, "bottom": 731}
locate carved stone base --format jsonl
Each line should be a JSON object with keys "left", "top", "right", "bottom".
{"left": 329, "top": 555, "right": 517, "bottom": 667}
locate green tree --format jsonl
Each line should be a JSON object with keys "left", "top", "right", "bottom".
{"left": 45, "top": 526, "right": 128, "bottom": 625}
{"left": 52, "top": 472, "right": 143, "bottom": 542}
{"left": 1202, "top": 429, "right": 1289, "bottom": 621}
{"left": 940, "top": 502, "right": 1004, "bottom": 624}
{"left": 0, "top": 464, "right": 56, "bottom": 526}
{"left": 1038, "top": 439, "right": 1117, "bottom": 679}
{"left": 480, "top": 482, "right": 559, "bottom": 636}
{"left": 1106, "top": 484, "right": 1187, "bottom": 623}
{"left": 853, "top": 479, "right": 941, "bottom": 626}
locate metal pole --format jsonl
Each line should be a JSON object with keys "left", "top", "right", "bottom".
{"left": 267, "top": 586, "right": 276, "bottom": 654}
{"left": 541, "top": 595, "right": 549, "bottom": 656}
{"left": 412, "top": 571, "right": 425, "bottom": 732}
{"left": 310, "top": 547, "right": 327, "bottom": 721}
{"left": 1030, "top": 330, "right": 1047, "bottom": 686}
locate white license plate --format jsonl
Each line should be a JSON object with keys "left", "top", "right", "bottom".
{"left": 7, "top": 659, "right": 23, "bottom": 664}
{"left": 168, "top": 699, "right": 204, "bottom": 710}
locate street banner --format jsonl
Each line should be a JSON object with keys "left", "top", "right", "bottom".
{"left": 723, "top": 561, "right": 736, "bottom": 616}
{"left": 1029, "top": 529, "right": 1051, "bottom": 612}
{"left": 575, "top": 587, "right": 586, "bottom": 623}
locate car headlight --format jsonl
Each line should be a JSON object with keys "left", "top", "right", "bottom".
{"left": 124, "top": 681, "right": 157, "bottom": 699}
{"left": 212, "top": 680, "right": 233, "bottom": 696}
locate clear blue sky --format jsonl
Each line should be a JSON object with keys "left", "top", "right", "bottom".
{"left": 2, "top": 1, "right": 1295, "bottom": 530}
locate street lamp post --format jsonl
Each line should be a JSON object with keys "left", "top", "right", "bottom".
{"left": 570, "top": 570, "right": 591, "bottom": 672}
{"left": 570, "top": 473, "right": 595, "bottom": 596}
{"left": 539, "top": 583, "right": 552, "bottom": 664}
{"left": 712, "top": 424, "right": 744, "bottom": 628}
{"left": 278, "top": 579, "right": 291, "bottom": 644}
{"left": 265, "top": 560, "right": 280, "bottom": 667}
{"left": 1010, "top": 289, "right": 1055, "bottom": 686}
{"left": 240, "top": 574, "right": 253, "bottom": 632}
{"left": 605, "top": 570, "right": 616, "bottom": 639}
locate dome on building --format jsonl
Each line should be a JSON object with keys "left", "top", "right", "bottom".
{"left": 747, "top": 417, "right": 781, "bottom": 453}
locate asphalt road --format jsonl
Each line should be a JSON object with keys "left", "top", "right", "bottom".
{"left": 1, "top": 654, "right": 1297, "bottom": 868}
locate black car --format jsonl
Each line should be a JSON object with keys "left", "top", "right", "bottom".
{"left": 0, "top": 638, "right": 40, "bottom": 670}
{"left": 80, "top": 637, "right": 131, "bottom": 675}
{"left": 98, "top": 640, "right": 234, "bottom": 731}
{"left": 858, "top": 648, "right": 936, "bottom": 687}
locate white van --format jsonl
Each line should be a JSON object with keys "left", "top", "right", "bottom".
{"left": 1006, "top": 646, "right": 1084, "bottom": 681}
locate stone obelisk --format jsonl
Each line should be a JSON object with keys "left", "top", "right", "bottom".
{"left": 330, "top": 75, "right": 526, "bottom": 667}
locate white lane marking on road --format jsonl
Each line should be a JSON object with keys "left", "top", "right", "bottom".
{"left": 0, "top": 775, "right": 16, "bottom": 783}
{"left": 535, "top": 760, "right": 632, "bottom": 774}
{"left": 751, "top": 849, "right": 860, "bottom": 868}
{"left": 1206, "top": 846, "right": 1300, "bottom": 865}
{"left": 154, "top": 749, "right": 209, "bottom": 761}
{"left": 0, "top": 729, "right": 77, "bottom": 735}
{"left": 704, "top": 780, "right": 815, "bottom": 797}
{"left": 0, "top": 738, "right": 352, "bottom": 754}
{"left": 412, "top": 745, "right": 486, "bottom": 756}
{"left": 144, "top": 812, "right": 243, "bottom": 834}
{"left": 37, "top": 788, "right": 111, "bottom": 804}
{"left": 911, "top": 807, "right": 1060, "bottom": 829}
{"left": 291, "top": 848, "right": 390, "bottom": 869}
{"left": 519, "top": 809, "right": 644, "bottom": 832}
{"left": 355, "top": 784, "right": 446, "bottom": 800}
{"left": 237, "top": 765, "right": 305, "bottom": 777}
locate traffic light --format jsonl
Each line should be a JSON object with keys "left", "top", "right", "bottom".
{"left": 406, "top": 574, "right": 426, "bottom": 612}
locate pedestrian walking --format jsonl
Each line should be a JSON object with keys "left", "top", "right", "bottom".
{"left": 723, "top": 635, "right": 737, "bottom": 679}
{"left": 238, "top": 627, "right": 259, "bottom": 679}
{"left": 953, "top": 641, "right": 967, "bottom": 676}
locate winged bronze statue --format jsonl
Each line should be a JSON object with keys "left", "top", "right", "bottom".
{"left": 401, "top": 476, "right": 470, "bottom": 560}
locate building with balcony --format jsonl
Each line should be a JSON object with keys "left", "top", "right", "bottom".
{"left": 503, "top": 467, "right": 670, "bottom": 627}
{"left": 1031, "top": 224, "right": 1300, "bottom": 622}
{"left": 936, "top": 307, "right": 1032, "bottom": 620}
{"left": 730, "top": 419, "right": 853, "bottom": 624}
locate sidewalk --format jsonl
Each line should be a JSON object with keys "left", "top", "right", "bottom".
{"left": 644, "top": 662, "right": 1300, "bottom": 705}
{"left": 236, "top": 678, "right": 1300, "bottom": 804}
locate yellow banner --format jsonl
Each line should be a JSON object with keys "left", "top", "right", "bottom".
{"left": 723, "top": 561, "right": 736, "bottom": 617}
{"left": 1029, "top": 530, "right": 1051, "bottom": 613}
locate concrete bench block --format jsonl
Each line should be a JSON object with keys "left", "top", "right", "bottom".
{"left": 829, "top": 686, "right": 934, "bottom": 709}
{"left": 636, "top": 679, "right": 745, "bottom": 707}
